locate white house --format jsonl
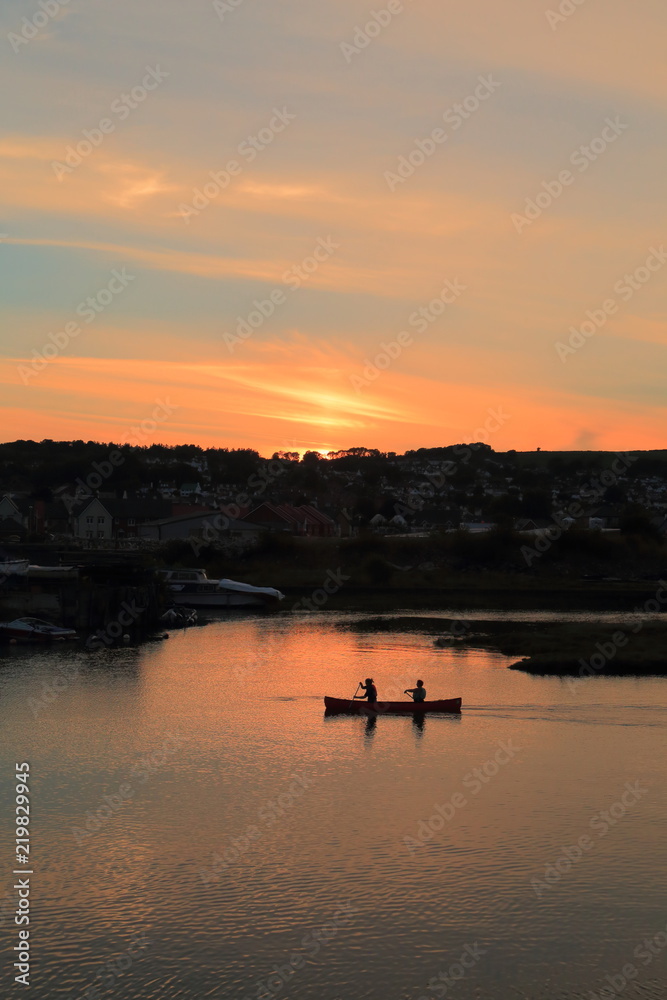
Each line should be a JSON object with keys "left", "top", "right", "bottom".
{"left": 72, "top": 498, "right": 114, "bottom": 539}
{"left": 0, "top": 495, "right": 28, "bottom": 526}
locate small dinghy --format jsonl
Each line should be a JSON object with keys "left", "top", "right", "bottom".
{"left": 160, "top": 606, "right": 198, "bottom": 627}
{"left": 0, "top": 617, "right": 78, "bottom": 642}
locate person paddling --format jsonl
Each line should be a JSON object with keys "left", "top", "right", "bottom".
{"left": 356, "top": 678, "right": 377, "bottom": 705}
{"left": 404, "top": 680, "right": 426, "bottom": 702}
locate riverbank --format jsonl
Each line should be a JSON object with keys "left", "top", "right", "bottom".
{"left": 158, "top": 527, "right": 667, "bottom": 598}
{"left": 347, "top": 614, "right": 667, "bottom": 677}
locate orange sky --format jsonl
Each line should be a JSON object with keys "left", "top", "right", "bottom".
{"left": 1, "top": 0, "right": 665, "bottom": 454}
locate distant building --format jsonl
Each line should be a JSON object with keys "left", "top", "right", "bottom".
{"left": 242, "top": 502, "right": 336, "bottom": 537}
{"left": 139, "top": 511, "right": 263, "bottom": 544}
{"left": 0, "top": 495, "right": 28, "bottom": 528}
{"left": 179, "top": 482, "right": 203, "bottom": 497}
{"left": 71, "top": 499, "right": 172, "bottom": 539}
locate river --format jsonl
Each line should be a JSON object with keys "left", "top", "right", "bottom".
{"left": 0, "top": 607, "right": 665, "bottom": 999}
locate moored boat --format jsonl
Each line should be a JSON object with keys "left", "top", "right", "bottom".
{"left": 324, "top": 696, "right": 462, "bottom": 715}
{"left": 0, "top": 617, "right": 78, "bottom": 642}
{"left": 159, "top": 569, "right": 284, "bottom": 608}
{"left": 160, "top": 606, "right": 198, "bottom": 626}
{"left": 0, "top": 558, "right": 30, "bottom": 577}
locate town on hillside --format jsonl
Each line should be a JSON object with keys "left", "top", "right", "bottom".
{"left": 0, "top": 440, "right": 666, "bottom": 551}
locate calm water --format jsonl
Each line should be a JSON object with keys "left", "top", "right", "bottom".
{"left": 0, "top": 608, "right": 666, "bottom": 1000}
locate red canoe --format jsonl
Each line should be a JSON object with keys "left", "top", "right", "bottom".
{"left": 324, "top": 696, "right": 462, "bottom": 715}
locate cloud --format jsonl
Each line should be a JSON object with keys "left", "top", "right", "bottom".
{"left": 1, "top": 0, "right": 665, "bottom": 453}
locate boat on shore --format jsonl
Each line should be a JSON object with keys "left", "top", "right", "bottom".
{"left": 159, "top": 569, "right": 284, "bottom": 609}
{"left": 0, "top": 617, "right": 78, "bottom": 642}
{"left": 324, "top": 696, "right": 462, "bottom": 715}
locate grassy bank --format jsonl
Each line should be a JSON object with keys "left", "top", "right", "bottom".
{"left": 158, "top": 528, "right": 667, "bottom": 596}
{"left": 346, "top": 616, "right": 667, "bottom": 677}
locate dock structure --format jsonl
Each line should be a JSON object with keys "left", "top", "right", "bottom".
{"left": 0, "top": 548, "right": 164, "bottom": 633}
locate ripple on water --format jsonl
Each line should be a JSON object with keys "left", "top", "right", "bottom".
{"left": 0, "top": 610, "right": 665, "bottom": 999}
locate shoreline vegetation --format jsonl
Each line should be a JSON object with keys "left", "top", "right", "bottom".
{"left": 6, "top": 531, "right": 665, "bottom": 670}
{"left": 164, "top": 526, "right": 667, "bottom": 593}
{"left": 345, "top": 617, "right": 667, "bottom": 678}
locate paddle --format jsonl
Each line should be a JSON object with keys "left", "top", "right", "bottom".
{"left": 350, "top": 682, "right": 361, "bottom": 707}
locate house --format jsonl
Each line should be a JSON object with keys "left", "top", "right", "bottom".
{"left": 35, "top": 499, "right": 71, "bottom": 535}
{"left": 242, "top": 502, "right": 336, "bottom": 537}
{"left": 71, "top": 499, "right": 172, "bottom": 539}
{"left": 589, "top": 505, "right": 622, "bottom": 530}
{"left": 0, "top": 495, "right": 75, "bottom": 537}
{"left": 0, "top": 495, "right": 30, "bottom": 527}
{"left": 139, "top": 511, "right": 263, "bottom": 544}
{"left": 179, "top": 482, "right": 203, "bottom": 497}
{"left": 71, "top": 498, "right": 113, "bottom": 539}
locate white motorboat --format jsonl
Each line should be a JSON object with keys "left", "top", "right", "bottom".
{"left": 0, "top": 617, "right": 78, "bottom": 642}
{"left": 0, "top": 559, "right": 30, "bottom": 577}
{"left": 159, "top": 569, "right": 284, "bottom": 608}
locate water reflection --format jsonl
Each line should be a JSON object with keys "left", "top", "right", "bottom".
{"left": 0, "top": 609, "right": 665, "bottom": 1000}
{"left": 411, "top": 713, "right": 425, "bottom": 737}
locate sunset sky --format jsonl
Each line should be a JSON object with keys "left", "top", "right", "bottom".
{"left": 1, "top": 0, "right": 665, "bottom": 455}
